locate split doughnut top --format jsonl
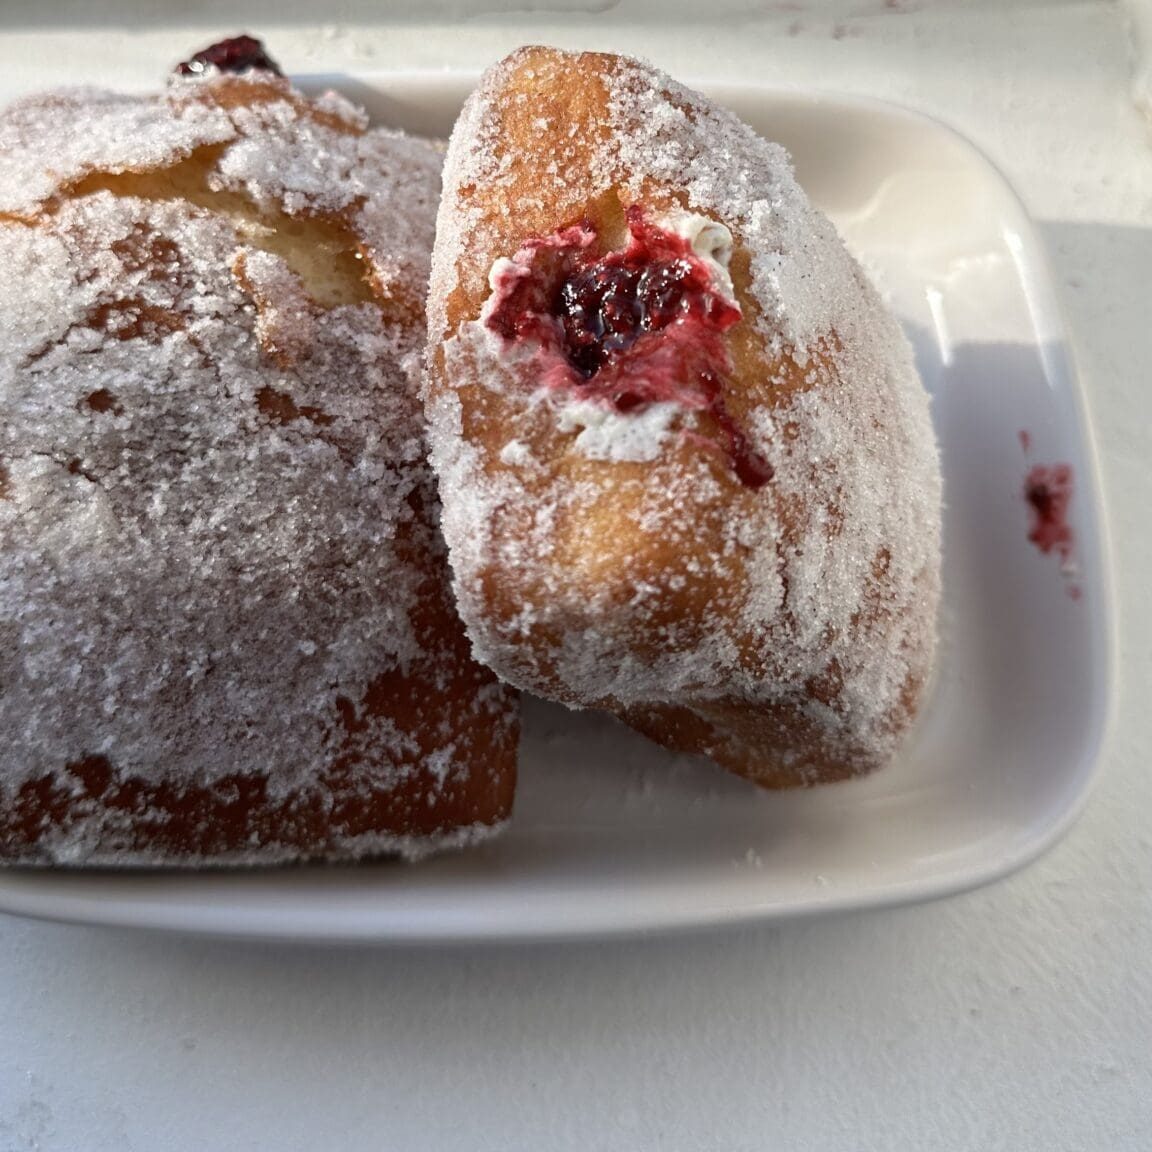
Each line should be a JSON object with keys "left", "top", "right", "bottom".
{"left": 0, "top": 40, "right": 518, "bottom": 866}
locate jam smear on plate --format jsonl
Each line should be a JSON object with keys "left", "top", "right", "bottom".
{"left": 1024, "top": 463, "right": 1074, "bottom": 565}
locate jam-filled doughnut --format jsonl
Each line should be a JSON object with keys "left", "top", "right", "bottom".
{"left": 425, "top": 47, "right": 942, "bottom": 787}
{"left": 0, "top": 39, "right": 518, "bottom": 865}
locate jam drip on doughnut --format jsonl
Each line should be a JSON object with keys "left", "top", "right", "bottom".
{"left": 176, "top": 35, "right": 283, "bottom": 78}
{"left": 485, "top": 207, "right": 773, "bottom": 489}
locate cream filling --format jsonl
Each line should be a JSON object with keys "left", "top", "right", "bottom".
{"left": 656, "top": 210, "right": 737, "bottom": 303}
{"left": 555, "top": 399, "right": 686, "bottom": 463}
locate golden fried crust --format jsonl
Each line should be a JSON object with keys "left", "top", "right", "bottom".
{"left": 427, "top": 47, "right": 941, "bottom": 787}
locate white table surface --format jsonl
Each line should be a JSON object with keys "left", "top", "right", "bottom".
{"left": 1, "top": 2, "right": 1150, "bottom": 1149}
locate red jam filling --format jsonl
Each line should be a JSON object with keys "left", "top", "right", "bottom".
{"left": 484, "top": 207, "right": 773, "bottom": 489}
{"left": 176, "top": 35, "right": 283, "bottom": 78}
{"left": 1024, "top": 463, "right": 1074, "bottom": 564}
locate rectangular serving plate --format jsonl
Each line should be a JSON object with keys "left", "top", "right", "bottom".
{"left": 0, "top": 74, "right": 1114, "bottom": 942}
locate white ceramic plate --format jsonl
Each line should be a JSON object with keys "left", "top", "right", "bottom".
{"left": 0, "top": 75, "right": 1114, "bottom": 942}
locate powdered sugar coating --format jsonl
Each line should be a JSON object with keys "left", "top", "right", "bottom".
{"left": 426, "top": 48, "right": 942, "bottom": 782}
{"left": 0, "top": 86, "right": 236, "bottom": 213}
{"left": 0, "top": 71, "right": 516, "bottom": 863}
{"left": 3, "top": 195, "right": 422, "bottom": 784}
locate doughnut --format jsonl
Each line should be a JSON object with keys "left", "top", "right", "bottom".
{"left": 424, "top": 47, "right": 942, "bottom": 787}
{"left": 0, "top": 39, "right": 518, "bottom": 865}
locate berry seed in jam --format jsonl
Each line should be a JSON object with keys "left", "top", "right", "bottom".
{"left": 485, "top": 207, "right": 773, "bottom": 489}
{"left": 176, "top": 35, "right": 283, "bottom": 78}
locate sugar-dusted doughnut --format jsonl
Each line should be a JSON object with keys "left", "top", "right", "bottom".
{"left": 0, "top": 40, "right": 518, "bottom": 865}
{"left": 425, "top": 47, "right": 941, "bottom": 786}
